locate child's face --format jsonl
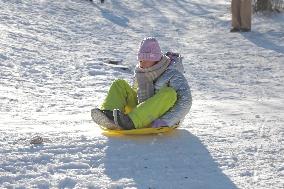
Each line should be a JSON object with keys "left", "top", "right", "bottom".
{"left": 139, "top": 60, "right": 158, "bottom": 69}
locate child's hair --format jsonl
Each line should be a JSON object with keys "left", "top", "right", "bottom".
{"left": 137, "top": 37, "right": 162, "bottom": 62}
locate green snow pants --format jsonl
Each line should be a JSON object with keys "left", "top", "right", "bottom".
{"left": 100, "top": 79, "right": 177, "bottom": 129}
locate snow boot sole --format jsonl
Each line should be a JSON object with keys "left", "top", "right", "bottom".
{"left": 91, "top": 108, "right": 120, "bottom": 130}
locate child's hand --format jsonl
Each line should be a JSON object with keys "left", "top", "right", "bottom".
{"left": 151, "top": 119, "right": 168, "bottom": 128}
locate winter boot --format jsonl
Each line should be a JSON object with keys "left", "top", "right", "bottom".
{"left": 230, "top": 28, "right": 240, "bottom": 32}
{"left": 100, "top": 109, "right": 114, "bottom": 121}
{"left": 113, "top": 109, "right": 135, "bottom": 130}
{"left": 91, "top": 108, "right": 120, "bottom": 130}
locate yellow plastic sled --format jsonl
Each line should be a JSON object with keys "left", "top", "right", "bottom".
{"left": 100, "top": 125, "right": 178, "bottom": 135}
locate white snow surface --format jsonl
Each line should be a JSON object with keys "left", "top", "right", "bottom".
{"left": 0, "top": 0, "right": 283, "bottom": 188}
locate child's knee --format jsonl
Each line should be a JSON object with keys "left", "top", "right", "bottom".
{"left": 112, "top": 79, "right": 128, "bottom": 87}
{"left": 113, "top": 79, "right": 127, "bottom": 84}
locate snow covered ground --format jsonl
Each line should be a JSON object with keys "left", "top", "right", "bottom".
{"left": 0, "top": 0, "right": 283, "bottom": 188}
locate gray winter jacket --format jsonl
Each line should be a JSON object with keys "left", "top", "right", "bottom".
{"left": 154, "top": 55, "right": 192, "bottom": 126}
{"left": 134, "top": 54, "right": 192, "bottom": 126}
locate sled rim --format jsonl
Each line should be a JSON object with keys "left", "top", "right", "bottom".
{"left": 99, "top": 126, "right": 178, "bottom": 135}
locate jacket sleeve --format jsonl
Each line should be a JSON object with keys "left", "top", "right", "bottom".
{"left": 156, "top": 70, "right": 192, "bottom": 126}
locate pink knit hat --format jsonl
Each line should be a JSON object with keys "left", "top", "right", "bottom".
{"left": 137, "top": 37, "right": 162, "bottom": 61}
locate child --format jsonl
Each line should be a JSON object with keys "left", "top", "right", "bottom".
{"left": 91, "top": 37, "right": 192, "bottom": 130}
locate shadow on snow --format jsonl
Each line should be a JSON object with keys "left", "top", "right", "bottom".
{"left": 242, "top": 30, "right": 284, "bottom": 54}
{"left": 103, "top": 129, "right": 237, "bottom": 189}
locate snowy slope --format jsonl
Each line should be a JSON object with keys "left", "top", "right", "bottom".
{"left": 0, "top": 0, "right": 283, "bottom": 188}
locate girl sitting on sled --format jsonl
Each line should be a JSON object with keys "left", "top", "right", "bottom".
{"left": 91, "top": 37, "right": 192, "bottom": 130}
